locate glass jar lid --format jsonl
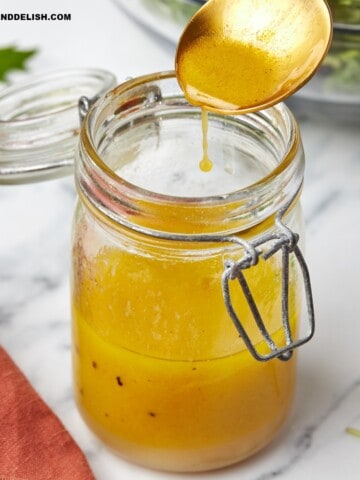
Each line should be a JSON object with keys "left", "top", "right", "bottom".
{"left": 0, "top": 68, "right": 116, "bottom": 184}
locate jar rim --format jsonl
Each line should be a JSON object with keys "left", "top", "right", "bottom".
{"left": 82, "top": 71, "right": 302, "bottom": 202}
{"left": 0, "top": 68, "right": 116, "bottom": 184}
{"left": 78, "top": 71, "right": 305, "bottom": 235}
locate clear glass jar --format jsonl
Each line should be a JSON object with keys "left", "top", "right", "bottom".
{"left": 71, "top": 71, "right": 309, "bottom": 472}
{"left": 0, "top": 68, "right": 116, "bottom": 183}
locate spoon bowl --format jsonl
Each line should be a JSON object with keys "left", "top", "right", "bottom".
{"left": 175, "top": 0, "right": 333, "bottom": 114}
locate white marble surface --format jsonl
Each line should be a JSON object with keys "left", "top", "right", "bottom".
{"left": 1, "top": 1, "right": 360, "bottom": 479}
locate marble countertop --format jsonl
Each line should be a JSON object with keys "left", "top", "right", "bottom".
{"left": 1, "top": 1, "right": 360, "bottom": 478}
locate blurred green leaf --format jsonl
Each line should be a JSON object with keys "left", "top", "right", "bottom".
{"left": 0, "top": 46, "right": 37, "bottom": 82}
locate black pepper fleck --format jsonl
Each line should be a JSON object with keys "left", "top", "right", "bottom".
{"left": 80, "top": 387, "right": 84, "bottom": 396}
{"left": 92, "top": 361, "right": 98, "bottom": 369}
{"left": 116, "top": 376, "right": 123, "bottom": 386}
{"left": 148, "top": 411, "right": 156, "bottom": 417}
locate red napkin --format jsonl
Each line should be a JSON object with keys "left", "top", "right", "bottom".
{"left": 0, "top": 346, "right": 95, "bottom": 480}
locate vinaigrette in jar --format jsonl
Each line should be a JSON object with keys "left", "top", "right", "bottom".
{"left": 71, "top": 72, "right": 306, "bottom": 472}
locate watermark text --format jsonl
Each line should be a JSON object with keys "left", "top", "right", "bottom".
{"left": 1, "top": 13, "right": 71, "bottom": 21}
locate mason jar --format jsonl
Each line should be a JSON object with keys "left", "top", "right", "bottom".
{"left": 71, "top": 71, "right": 313, "bottom": 472}
{"left": 0, "top": 68, "right": 116, "bottom": 183}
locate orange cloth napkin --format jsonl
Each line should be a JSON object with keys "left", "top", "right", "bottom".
{"left": 0, "top": 346, "right": 95, "bottom": 480}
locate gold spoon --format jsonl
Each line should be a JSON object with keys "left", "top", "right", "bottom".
{"left": 175, "top": 0, "right": 333, "bottom": 114}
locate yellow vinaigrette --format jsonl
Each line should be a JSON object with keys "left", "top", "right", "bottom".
{"left": 72, "top": 232, "right": 301, "bottom": 471}
{"left": 177, "top": 39, "right": 284, "bottom": 113}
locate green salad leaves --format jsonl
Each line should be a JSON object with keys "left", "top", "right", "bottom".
{"left": 328, "top": 0, "right": 360, "bottom": 25}
{"left": 142, "top": 0, "right": 200, "bottom": 25}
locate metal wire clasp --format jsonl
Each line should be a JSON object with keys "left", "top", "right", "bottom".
{"left": 222, "top": 193, "right": 315, "bottom": 362}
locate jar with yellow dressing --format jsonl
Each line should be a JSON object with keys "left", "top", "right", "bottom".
{"left": 71, "top": 71, "right": 314, "bottom": 472}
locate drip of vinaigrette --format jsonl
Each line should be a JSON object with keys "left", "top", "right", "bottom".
{"left": 199, "top": 109, "right": 213, "bottom": 173}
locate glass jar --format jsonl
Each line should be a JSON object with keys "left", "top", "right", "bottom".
{"left": 0, "top": 68, "right": 116, "bottom": 183}
{"left": 71, "top": 71, "right": 313, "bottom": 472}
